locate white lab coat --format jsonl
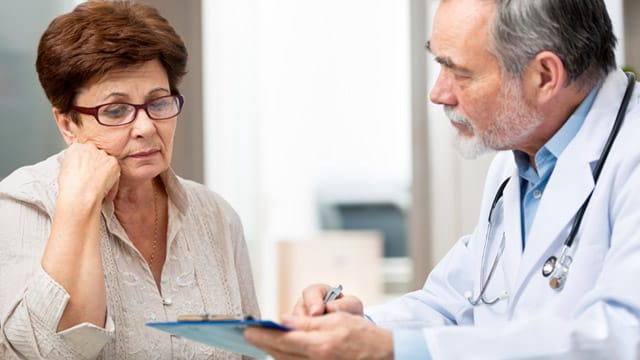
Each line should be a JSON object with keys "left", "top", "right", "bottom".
{"left": 367, "top": 70, "right": 640, "bottom": 359}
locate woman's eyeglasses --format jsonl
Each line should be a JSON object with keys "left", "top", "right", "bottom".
{"left": 70, "top": 94, "right": 184, "bottom": 127}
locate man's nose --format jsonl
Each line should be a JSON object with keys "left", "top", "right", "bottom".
{"left": 429, "top": 70, "right": 456, "bottom": 106}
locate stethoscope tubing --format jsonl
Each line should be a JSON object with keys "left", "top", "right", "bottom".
{"left": 467, "top": 233, "right": 506, "bottom": 305}
{"left": 563, "top": 71, "right": 635, "bottom": 248}
{"left": 467, "top": 178, "right": 510, "bottom": 305}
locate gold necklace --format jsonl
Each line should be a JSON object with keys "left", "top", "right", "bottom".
{"left": 150, "top": 184, "right": 159, "bottom": 265}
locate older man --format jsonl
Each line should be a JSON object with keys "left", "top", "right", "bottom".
{"left": 245, "top": 0, "right": 640, "bottom": 358}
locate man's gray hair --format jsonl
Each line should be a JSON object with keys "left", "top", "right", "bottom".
{"left": 490, "top": 0, "right": 617, "bottom": 87}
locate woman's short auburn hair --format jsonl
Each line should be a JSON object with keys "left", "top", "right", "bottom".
{"left": 36, "top": 0, "right": 187, "bottom": 120}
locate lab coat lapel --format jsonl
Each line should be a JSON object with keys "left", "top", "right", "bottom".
{"left": 509, "top": 71, "right": 629, "bottom": 295}
{"left": 513, "top": 151, "right": 595, "bottom": 288}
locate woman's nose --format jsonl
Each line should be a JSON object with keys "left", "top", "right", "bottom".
{"left": 131, "top": 109, "right": 156, "bottom": 136}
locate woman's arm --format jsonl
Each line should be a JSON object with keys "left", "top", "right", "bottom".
{"left": 1, "top": 144, "right": 119, "bottom": 359}
{"left": 0, "top": 195, "right": 113, "bottom": 359}
{"left": 41, "top": 143, "right": 119, "bottom": 331}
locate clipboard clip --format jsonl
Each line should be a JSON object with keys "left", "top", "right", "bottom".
{"left": 177, "top": 313, "right": 255, "bottom": 322}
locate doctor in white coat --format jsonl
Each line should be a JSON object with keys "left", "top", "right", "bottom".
{"left": 245, "top": 0, "right": 640, "bottom": 358}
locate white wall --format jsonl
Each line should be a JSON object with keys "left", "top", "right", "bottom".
{"left": 203, "top": 1, "right": 411, "bottom": 318}
{"left": 606, "top": 0, "right": 625, "bottom": 67}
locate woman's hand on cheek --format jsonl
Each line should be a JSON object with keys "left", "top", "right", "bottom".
{"left": 59, "top": 142, "right": 121, "bottom": 205}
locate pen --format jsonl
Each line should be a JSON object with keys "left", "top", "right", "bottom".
{"left": 323, "top": 284, "right": 343, "bottom": 304}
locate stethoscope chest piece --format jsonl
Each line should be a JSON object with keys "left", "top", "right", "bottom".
{"left": 545, "top": 250, "right": 573, "bottom": 291}
{"left": 542, "top": 256, "right": 556, "bottom": 277}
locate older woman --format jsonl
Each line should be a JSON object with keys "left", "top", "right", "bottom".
{"left": 0, "top": 1, "right": 259, "bottom": 359}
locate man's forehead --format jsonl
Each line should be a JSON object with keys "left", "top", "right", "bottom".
{"left": 429, "top": 0, "right": 495, "bottom": 52}
{"left": 427, "top": 0, "right": 498, "bottom": 73}
{"left": 438, "top": 0, "right": 498, "bottom": 5}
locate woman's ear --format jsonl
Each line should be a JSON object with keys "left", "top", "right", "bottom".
{"left": 52, "top": 107, "right": 79, "bottom": 145}
{"left": 523, "top": 51, "right": 568, "bottom": 105}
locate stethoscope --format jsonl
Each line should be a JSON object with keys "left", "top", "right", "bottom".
{"left": 466, "top": 72, "right": 636, "bottom": 306}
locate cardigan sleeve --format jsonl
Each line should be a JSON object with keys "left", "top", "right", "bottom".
{"left": 0, "top": 195, "right": 114, "bottom": 359}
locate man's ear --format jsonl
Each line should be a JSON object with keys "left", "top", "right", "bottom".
{"left": 52, "top": 108, "right": 79, "bottom": 145}
{"left": 523, "top": 51, "right": 568, "bottom": 105}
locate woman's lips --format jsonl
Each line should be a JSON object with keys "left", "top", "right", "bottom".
{"left": 128, "top": 149, "right": 160, "bottom": 158}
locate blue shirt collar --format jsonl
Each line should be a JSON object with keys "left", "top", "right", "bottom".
{"left": 545, "top": 83, "right": 601, "bottom": 158}
{"left": 514, "top": 82, "right": 602, "bottom": 175}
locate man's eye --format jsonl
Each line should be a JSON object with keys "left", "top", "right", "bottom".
{"left": 453, "top": 72, "right": 471, "bottom": 81}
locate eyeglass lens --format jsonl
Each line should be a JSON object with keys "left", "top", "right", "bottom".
{"left": 98, "top": 96, "right": 181, "bottom": 126}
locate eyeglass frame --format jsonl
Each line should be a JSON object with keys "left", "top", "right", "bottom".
{"left": 70, "top": 94, "right": 185, "bottom": 127}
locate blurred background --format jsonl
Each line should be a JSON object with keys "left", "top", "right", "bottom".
{"left": 1, "top": 0, "right": 636, "bottom": 319}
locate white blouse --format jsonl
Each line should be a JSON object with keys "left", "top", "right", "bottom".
{"left": 0, "top": 151, "right": 260, "bottom": 359}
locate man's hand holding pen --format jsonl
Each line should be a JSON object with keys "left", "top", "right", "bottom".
{"left": 244, "top": 284, "right": 393, "bottom": 360}
{"left": 292, "top": 284, "right": 364, "bottom": 317}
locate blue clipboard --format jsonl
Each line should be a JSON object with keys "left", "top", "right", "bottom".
{"left": 146, "top": 319, "right": 290, "bottom": 359}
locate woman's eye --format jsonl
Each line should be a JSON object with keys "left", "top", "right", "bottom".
{"left": 149, "top": 99, "right": 170, "bottom": 111}
{"left": 101, "top": 104, "right": 132, "bottom": 119}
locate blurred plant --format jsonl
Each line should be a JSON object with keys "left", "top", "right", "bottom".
{"left": 622, "top": 65, "right": 637, "bottom": 76}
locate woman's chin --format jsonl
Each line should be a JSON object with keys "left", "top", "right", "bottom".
{"left": 120, "top": 164, "right": 167, "bottom": 184}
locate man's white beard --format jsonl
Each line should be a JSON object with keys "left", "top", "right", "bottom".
{"left": 454, "top": 132, "right": 493, "bottom": 159}
{"left": 444, "top": 76, "right": 543, "bottom": 159}
{"left": 445, "top": 106, "right": 492, "bottom": 159}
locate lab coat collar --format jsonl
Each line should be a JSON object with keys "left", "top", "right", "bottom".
{"left": 510, "top": 70, "right": 630, "bottom": 300}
